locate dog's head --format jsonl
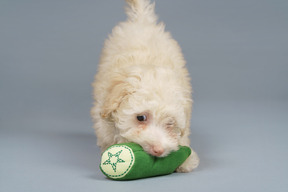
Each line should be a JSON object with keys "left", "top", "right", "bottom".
{"left": 101, "top": 66, "right": 192, "bottom": 157}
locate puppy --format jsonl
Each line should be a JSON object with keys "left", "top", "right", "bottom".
{"left": 91, "top": 0, "right": 199, "bottom": 172}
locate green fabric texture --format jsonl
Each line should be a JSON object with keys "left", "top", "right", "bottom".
{"left": 99, "top": 143, "right": 191, "bottom": 180}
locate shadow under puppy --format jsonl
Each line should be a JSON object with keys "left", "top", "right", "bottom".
{"left": 91, "top": 0, "right": 199, "bottom": 172}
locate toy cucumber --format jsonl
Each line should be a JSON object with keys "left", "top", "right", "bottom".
{"left": 99, "top": 142, "right": 191, "bottom": 180}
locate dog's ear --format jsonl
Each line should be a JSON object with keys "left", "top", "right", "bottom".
{"left": 100, "top": 78, "right": 134, "bottom": 119}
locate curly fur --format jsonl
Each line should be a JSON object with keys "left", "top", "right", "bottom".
{"left": 91, "top": 0, "right": 199, "bottom": 172}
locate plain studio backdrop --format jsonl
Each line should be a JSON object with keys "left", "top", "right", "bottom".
{"left": 1, "top": 0, "right": 287, "bottom": 191}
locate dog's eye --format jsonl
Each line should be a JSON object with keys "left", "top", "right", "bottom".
{"left": 167, "top": 122, "right": 174, "bottom": 127}
{"left": 137, "top": 115, "right": 147, "bottom": 122}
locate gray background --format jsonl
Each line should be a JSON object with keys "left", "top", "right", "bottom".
{"left": 1, "top": 0, "right": 287, "bottom": 191}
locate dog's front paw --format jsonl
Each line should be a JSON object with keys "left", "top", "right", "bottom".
{"left": 176, "top": 149, "right": 199, "bottom": 173}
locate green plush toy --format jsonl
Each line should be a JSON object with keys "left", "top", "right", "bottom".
{"left": 99, "top": 142, "right": 191, "bottom": 180}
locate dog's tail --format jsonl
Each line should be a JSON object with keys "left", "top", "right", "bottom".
{"left": 125, "top": 0, "right": 158, "bottom": 24}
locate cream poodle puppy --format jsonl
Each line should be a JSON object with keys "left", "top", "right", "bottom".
{"left": 91, "top": 0, "right": 199, "bottom": 172}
